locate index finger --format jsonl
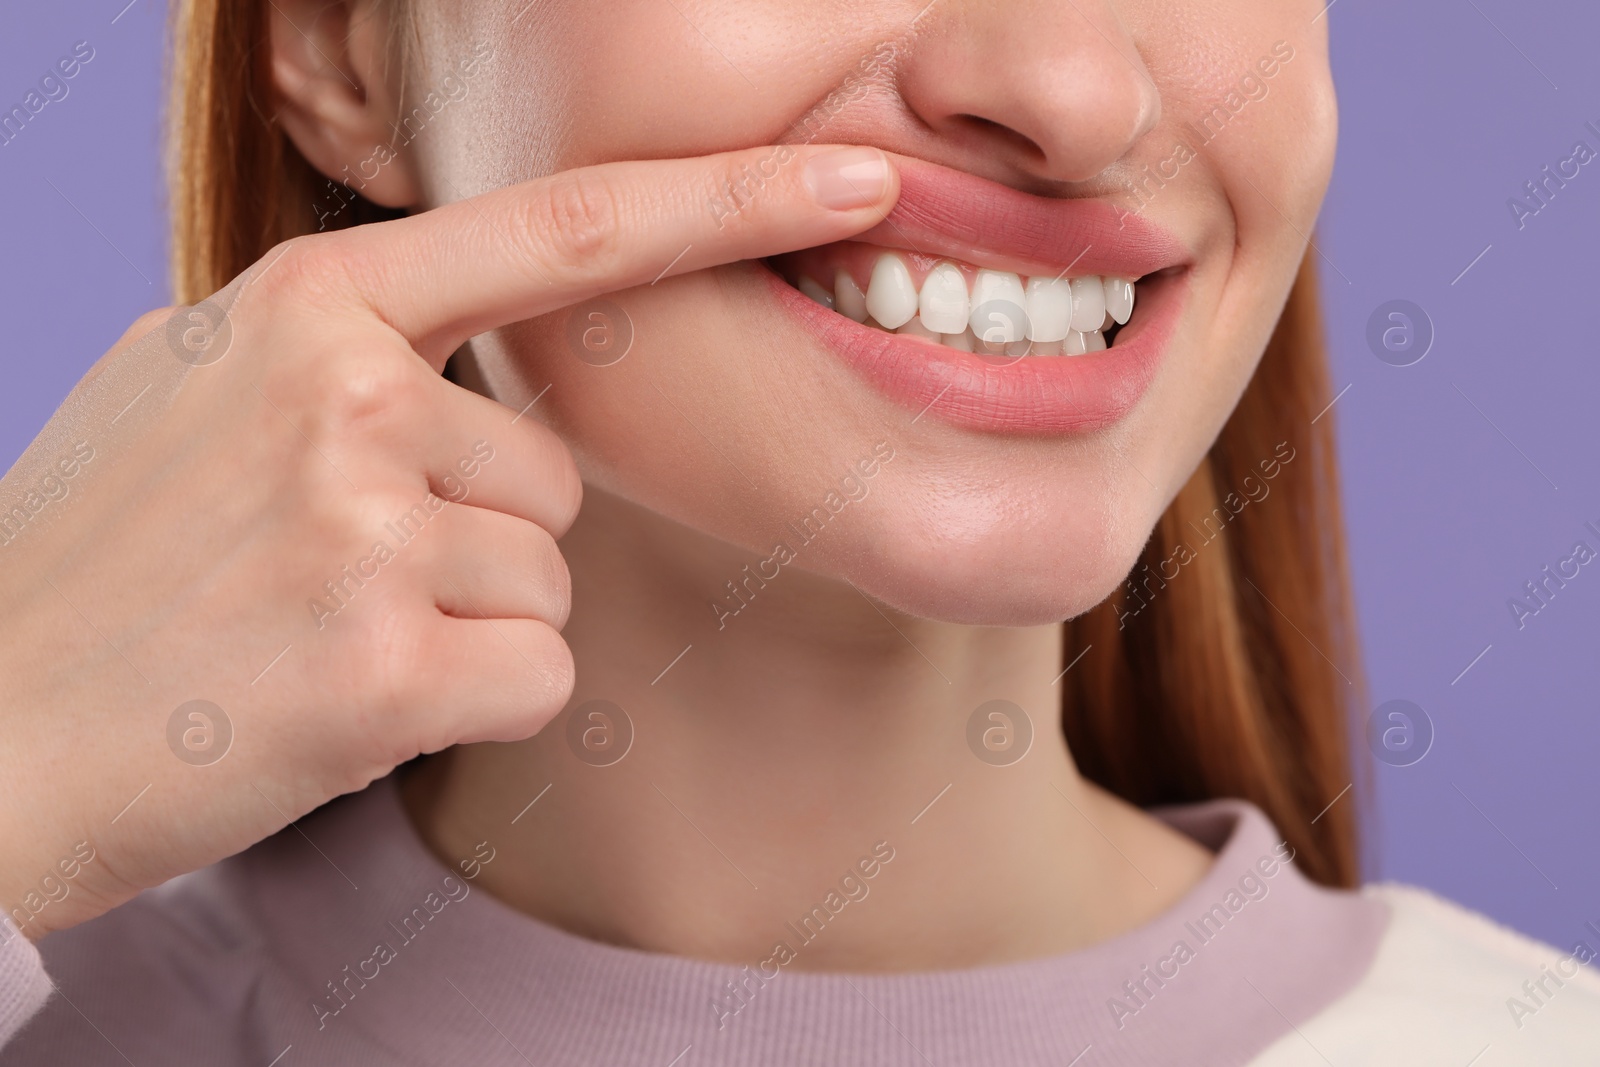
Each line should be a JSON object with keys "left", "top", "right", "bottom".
{"left": 315, "top": 144, "right": 900, "bottom": 369}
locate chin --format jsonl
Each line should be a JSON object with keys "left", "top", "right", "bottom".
{"left": 820, "top": 491, "right": 1153, "bottom": 628}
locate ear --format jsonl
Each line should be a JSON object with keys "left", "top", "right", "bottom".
{"left": 268, "top": 0, "right": 420, "bottom": 209}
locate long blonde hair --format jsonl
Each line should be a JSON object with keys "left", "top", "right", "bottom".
{"left": 168, "top": 0, "right": 1365, "bottom": 887}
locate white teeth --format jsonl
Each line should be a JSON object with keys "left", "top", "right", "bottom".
{"left": 1069, "top": 276, "right": 1106, "bottom": 334}
{"left": 865, "top": 253, "right": 918, "bottom": 330}
{"left": 895, "top": 316, "right": 941, "bottom": 342}
{"left": 1024, "top": 276, "right": 1073, "bottom": 343}
{"left": 978, "top": 335, "right": 1033, "bottom": 358}
{"left": 1104, "top": 276, "right": 1135, "bottom": 325}
{"left": 969, "top": 269, "right": 1028, "bottom": 343}
{"left": 835, "top": 269, "right": 868, "bottom": 323}
{"left": 803, "top": 255, "right": 1137, "bottom": 356}
{"left": 798, "top": 276, "right": 834, "bottom": 309}
{"left": 1063, "top": 329, "right": 1107, "bottom": 355}
{"left": 918, "top": 263, "right": 970, "bottom": 335}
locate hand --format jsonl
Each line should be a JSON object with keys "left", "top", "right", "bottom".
{"left": 0, "top": 145, "right": 898, "bottom": 938}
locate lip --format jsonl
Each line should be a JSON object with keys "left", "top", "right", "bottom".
{"left": 762, "top": 155, "right": 1191, "bottom": 435}
{"left": 856, "top": 155, "right": 1187, "bottom": 279}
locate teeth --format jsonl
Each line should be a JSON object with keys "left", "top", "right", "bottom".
{"left": 1024, "top": 276, "right": 1073, "bottom": 343}
{"left": 793, "top": 252, "right": 1137, "bottom": 357}
{"left": 895, "top": 316, "right": 941, "bottom": 342}
{"left": 918, "top": 263, "right": 970, "bottom": 335}
{"left": 1069, "top": 276, "right": 1106, "bottom": 333}
{"left": 1104, "top": 276, "right": 1135, "bottom": 325}
{"left": 969, "top": 269, "right": 1028, "bottom": 343}
{"left": 1064, "top": 329, "right": 1108, "bottom": 355}
{"left": 865, "top": 254, "right": 918, "bottom": 330}
{"left": 835, "top": 270, "right": 868, "bottom": 323}
{"left": 979, "top": 335, "right": 1031, "bottom": 358}
{"left": 798, "top": 276, "right": 834, "bottom": 309}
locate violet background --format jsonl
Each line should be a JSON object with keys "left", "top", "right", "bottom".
{"left": 3, "top": 2, "right": 1597, "bottom": 949}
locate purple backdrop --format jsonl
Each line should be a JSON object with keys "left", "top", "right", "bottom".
{"left": 3, "top": 2, "right": 1596, "bottom": 948}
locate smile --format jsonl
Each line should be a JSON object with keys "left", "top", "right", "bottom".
{"left": 771, "top": 244, "right": 1138, "bottom": 357}
{"left": 762, "top": 155, "right": 1192, "bottom": 435}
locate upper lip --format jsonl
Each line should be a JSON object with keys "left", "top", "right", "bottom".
{"left": 846, "top": 153, "right": 1189, "bottom": 280}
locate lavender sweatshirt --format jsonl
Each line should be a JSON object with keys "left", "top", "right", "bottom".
{"left": 2, "top": 777, "right": 1596, "bottom": 1065}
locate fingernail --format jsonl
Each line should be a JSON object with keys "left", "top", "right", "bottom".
{"left": 803, "top": 147, "right": 892, "bottom": 210}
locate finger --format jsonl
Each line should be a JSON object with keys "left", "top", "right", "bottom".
{"left": 328, "top": 144, "right": 899, "bottom": 367}
{"left": 268, "top": 333, "right": 581, "bottom": 536}
{"left": 418, "top": 377, "right": 582, "bottom": 537}
{"left": 428, "top": 505, "right": 571, "bottom": 629}
{"left": 412, "top": 617, "right": 575, "bottom": 748}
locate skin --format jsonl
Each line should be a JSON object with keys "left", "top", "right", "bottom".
{"left": 0, "top": 0, "right": 1336, "bottom": 974}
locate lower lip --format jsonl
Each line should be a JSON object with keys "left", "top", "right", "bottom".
{"left": 760, "top": 267, "right": 1186, "bottom": 435}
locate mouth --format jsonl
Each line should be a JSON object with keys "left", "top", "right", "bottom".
{"left": 760, "top": 155, "right": 1192, "bottom": 435}
{"left": 769, "top": 243, "right": 1139, "bottom": 357}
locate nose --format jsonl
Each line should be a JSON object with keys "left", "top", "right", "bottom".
{"left": 894, "top": 0, "right": 1161, "bottom": 184}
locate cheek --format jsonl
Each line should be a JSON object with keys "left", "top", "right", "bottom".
{"left": 1196, "top": 14, "right": 1338, "bottom": 237}
{"left": 1119, "top": 9, "right": 1335, "bottom": 505}
{"left": 1220, "top": 60, "right": 1337, "bottom": 240}
{"left": 417, "top": 0, "right": 896, "bottom": 188}
{"left": 1140, "top": 0, "right": 1337, "bottom": 237}
{"left": 474, "top": 271, "right": 861, "bottom": 541}
{"left": 548, "top": 4, "right": 800, "bottom": 158}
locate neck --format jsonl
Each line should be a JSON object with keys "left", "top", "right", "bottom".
{"left": 406, "top": 487, "right": 1212, "bottom": 971}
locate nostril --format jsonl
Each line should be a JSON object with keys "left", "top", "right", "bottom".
{"left": 954, "top": 113, "right": 1047, "bottom": 164}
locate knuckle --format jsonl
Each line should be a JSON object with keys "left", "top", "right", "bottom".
{"left": 83, "top": 305, "right": 182, "bottom": 387}
{"left": 123, "top": 305, "right": 180, "bottom": 346}
{"left": 308, "top": 490, "right": 401, "bottom": 575}
{"left": 527, "top": 171, "right": 625, "bottom": 276}
{"left": 346, "top": 604, "right": 432, "bottom": 726}
{"left": 254, "top": 233, "right": 356, "bottom": 304}
{"left": 302, "top": 345, "right": 427, "bottom": 437}
{"left": 402, "top": 506, "right": 454, "bottom": 577}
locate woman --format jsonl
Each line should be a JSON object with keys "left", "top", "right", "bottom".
{"left": 0, "top": 0, "right": 1594, "bottom": 1062}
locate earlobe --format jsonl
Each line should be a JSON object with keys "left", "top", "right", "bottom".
{"left": 267, "top": 0, "right": 420, "bottom": 209}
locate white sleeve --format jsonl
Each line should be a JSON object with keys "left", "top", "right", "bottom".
{"left": 1247, "top": 883, "right": 1600, "bottom": 1066}
{"left": 0, "top": 916, "right": 54, "bottom": 1052}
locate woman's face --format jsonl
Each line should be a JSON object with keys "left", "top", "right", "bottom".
{"left": 399, "top": 0, "right": 1335, "bottom": 626}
